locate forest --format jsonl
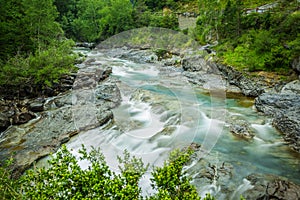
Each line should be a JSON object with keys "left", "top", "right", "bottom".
{"left": 0, "top": 0, "right": 299, "bottom": 88}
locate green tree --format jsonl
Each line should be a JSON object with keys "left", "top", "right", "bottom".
{"left": 150, "top": 149, "right": 204, "bottom": 199}
{"left": 0, "top": 0, "right": 76, "bottom": 87}
{"left": 54, "top": 0, "right": 79, "bottom": 39}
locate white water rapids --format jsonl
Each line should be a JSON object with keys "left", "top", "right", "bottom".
{"left": 38, "top": 48, "right": 300, "bottom": 199}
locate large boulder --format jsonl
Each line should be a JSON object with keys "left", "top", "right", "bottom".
{"left": 255, "top": 93, "right": 300, "bottom": 152}
{"left": 243, "top": 174, "right": 300, "bottom": 200}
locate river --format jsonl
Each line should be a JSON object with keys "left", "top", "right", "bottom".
{"left": 59, "top": 47, "right": 300, "bottom": 198}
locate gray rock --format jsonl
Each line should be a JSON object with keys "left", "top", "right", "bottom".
{"left": 181, "top": 55, "right": 221, "bottom": 74}
{"left": 29, "top": 99, "right": 45, "bottom": 112}
{"left": 255, "top": 93, "right": 300, "bottom": 152}
{"left": 243, "top": 174, "right": 300, "bottom": 200}
{"left": 217, "top": 64, "right": 264, "bottom": 97}
{"left": 229, "top": 119, "right": 255, "bottom": 140}
{"left": 281, "top": 80, "right": 300, "bottom": 94}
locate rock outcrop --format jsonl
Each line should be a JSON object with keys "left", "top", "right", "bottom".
{"left": 216, "top": 64, "right": 264, "bottom": 97}
{"left": 255, "top": 93, "right": 300, "bottom": 152}
{"left": 243, "top": 174, "right": 300, "bottom": 200}
{"left": 0, "top": 60, "right": 121, "bottom": 176}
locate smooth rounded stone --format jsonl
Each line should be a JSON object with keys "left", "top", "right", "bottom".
{"left": 281, "top": 80, "right": 300, "bottom": 94}
{"left": 243, "top": 174, "right": 300, "bottom": 200}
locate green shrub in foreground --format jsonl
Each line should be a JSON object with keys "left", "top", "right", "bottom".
{"left": 0, "top": 145, "right": 218, "bottom": 199}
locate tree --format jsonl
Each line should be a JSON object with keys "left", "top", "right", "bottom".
{"left": 0, "top": 0, "right": 76, "bottom": 87}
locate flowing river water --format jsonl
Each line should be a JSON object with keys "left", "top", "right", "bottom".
{"left": 38, "top": 47, "right": 299, "bottom": 198}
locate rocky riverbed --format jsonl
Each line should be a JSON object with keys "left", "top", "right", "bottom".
{"left": 0, "top": 45, "right": 299, "bottom": 198}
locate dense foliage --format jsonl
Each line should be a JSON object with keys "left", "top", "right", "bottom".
{"left": 0, "top": 145, "right": 215, "bottom": 199}
{"left": 0, "top": 0, "right": 185, "bottom": 88}
{"left": 54, "top": 0, "right": 181, "bottom": 42}
{"left": 196, "top": 0, "right": 300, "bottom": 73}
{"left": 0, "top": 0, "right": 76, "bottom": 88}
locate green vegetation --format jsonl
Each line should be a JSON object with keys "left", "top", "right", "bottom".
{"left": 0, "top": 0, "right": 77, "bottom": 88}
{"left": 196, "top": 0, "right": 300, "bottom": 73}
{"left": 0, "top": 145, "right": 215, "bottom": 199}
{"left": 0, "top": 0, "right": 186, "bottom": 89}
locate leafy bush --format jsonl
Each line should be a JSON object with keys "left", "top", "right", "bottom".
{"left": 0, "top": 40, "right": 77, "bottom": 87}
{"left": 0, "top": 145, "right": 219, "bottom": 199}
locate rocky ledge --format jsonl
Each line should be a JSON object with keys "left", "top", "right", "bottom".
{"left": 255, "top": 80, "right": 300, "bottom": 152}
{"left": 255, "top": 92, "right": 300, "bottom": 153}
{"left": 0, "top": 59, "right": 121, "bottom": 177}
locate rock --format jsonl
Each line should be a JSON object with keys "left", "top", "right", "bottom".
{"left": 75, "top": 42, "right": 95, "bottom": 49}
{"left": 118, "top": 49, "right": 158, "bottom": 63}
{"left": 217, "top": 64, "right": 264, "bottom": 97}
{"left": 255, "top": 93, "right": 300, "bottom": 152}
{"left": 182, "top": 55, "right": 219, "bottom": 73}
{"left": 229, "top": 119, "right": 255, "bottom": 140}
{"left": 29, "top": 98, "right": 45, "bottom": 112}
{"left": 292, "top": 56, "right": 300, "bottom": 73}
{"left": 281, "top": 80, "right": 300, "bottom": 94}
{"left": 243, "top": 174, "right": 300, "bottom": 200}
{"left": 12, "top": 112, "right": 35, "bottom": 125}
{"left": 0, "top": 113, "right": 11, "bottom": 132}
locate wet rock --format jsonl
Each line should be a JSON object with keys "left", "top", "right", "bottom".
{"left": 255, "top": 93, "right": 300, "bottom": 152}
{"left": 75, "top": 42, "right": 95, "bottom": 49}
{"left": 217, "top": 64, "right": 264, "bottom": 97}
{"left": 12, "top": 112, "right": 35, "bottom": 125}
{"left": 281, "top": 80, "right": 300, "bottom": 94}
{"left": 190, "top": 150, "right": 236, "bottom": 199}
{"left": 95, "top": 82, "right": 121, "bottom": 104}
{"left": 181, "top": 56, "right": 242, "bottom": 94}
{"left": 29, "top": 98, "right": 45, "bottom": 112}
{"left": 229, "top": 119, "right": 255, "bottom": 140}
{"left": 243, "top": 174, "right": 300, "bottom": 200}
{"left": 0, "top": 113, "right": 11, "bottom": 132}
{"left": 118, "top": 49, "right": 158, "bottom": 63}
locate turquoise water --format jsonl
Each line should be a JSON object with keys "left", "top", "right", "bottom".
{"left": 62, "top": 51, "right": 299, "bottom": 198}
